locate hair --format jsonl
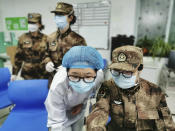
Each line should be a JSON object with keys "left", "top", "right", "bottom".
{"left": 138, "top": 64, "right": 143, "bottom": 71}
{"left": 68, "top": 12, "right": 76, "bottom": 25}
{"left": 38, "top": 19, "right": 45, "bottom": 31}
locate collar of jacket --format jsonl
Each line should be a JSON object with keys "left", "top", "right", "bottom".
{"left": 111, "top": 78, "right": 141, "bottom": 97}
{"left": 27, "top": 31, "right": 43, "bottom": 39}
{"left": 57, "top": 27, "right": 72, "bottom": 39}
{"left": 118, "top": 83, "right": 140, "bottom": 97}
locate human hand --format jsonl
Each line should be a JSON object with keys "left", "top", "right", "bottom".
{"left": 46, "top": 62, "right": 55, "bottom": 72}
{"left": 11, "top": 75, "right": 17, "bottom": 81}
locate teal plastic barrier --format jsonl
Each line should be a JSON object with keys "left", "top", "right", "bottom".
{"left": 0, "top": 32, "right": 4, "bottom": 46}
{"left": 0, "top": 32, "right": 17, "bottom": 53}
{"left": 10, "top": 32, "right": 18, "bottom": 46}
{"left": 0, "top": 59, "right": 4, "bottom": 67}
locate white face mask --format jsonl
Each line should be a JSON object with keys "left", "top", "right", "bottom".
{"left": 28, "top": 24, "right": 39, "bottom": 32}
{"left": 54, "top": 15, "right": 68, "bottom": 29}
{"left": 69, "top": 80, "right": 95, "bottom": 94}
{"left": 112, "top": 74, "right": 137, "bottom": 89}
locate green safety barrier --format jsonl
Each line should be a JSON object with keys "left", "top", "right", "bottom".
{"left": 0, "top": 32, "right": 18, "bottom": 53}
{"left": 0, "top": 42, "right": 12, "bottom": 53}
{"left": 0, "top": 45, "right": 6, "bottom": 53}
{"left": 0, "top": 32, "right": 5, "bottom": 46}
{"left": 0, "top": 32, "right": 5, "bottom": 54}
{"left": 10, "top": 32, "right": 18, "bottom": 46}
{"left": 0, "top": 59, "right": 4, "bottom": 67}
{"left": 0, "top": 31, "right": 17, "bottom": 67}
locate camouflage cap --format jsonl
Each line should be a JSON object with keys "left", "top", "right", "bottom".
{"left": 51, "top": 2, "right": 73, "bottom": 15}
{"left": 109, "top": 45, "right": 143, "bottom": 72}
{"left": 28, "top": 13, "right": 41, "bottom": 23}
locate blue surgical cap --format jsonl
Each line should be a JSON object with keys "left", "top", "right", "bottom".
{"left": 62, "top": 46, "right": 104, "bottom": 69}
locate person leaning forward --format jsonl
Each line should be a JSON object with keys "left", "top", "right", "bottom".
{"left": 12, "top": 13, "right": 48, "bottom": 80}
{"left": 43, "top": 2, "right": 87, "bottom": 87}
{"left": 86, "top": 45, "right": 175, "bottom": 131}
{"left": 45, "top": 46, "right": 104, "bottom": 131}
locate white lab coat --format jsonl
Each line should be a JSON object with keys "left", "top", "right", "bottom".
{"left": 45, "top": 66, "right": 104, "bottom": 131}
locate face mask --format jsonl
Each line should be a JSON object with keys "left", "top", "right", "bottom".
{"left": 112, "top": 74, "right": 137, "bottom": 89}
{"left": 69, "top": 80, "right": 95, "bottom": 93}
{"left": 54, "top": 15, "right": 68, "bottom": 29}
{"left": 28, "top": 24, "right": 39, "bottom": 32}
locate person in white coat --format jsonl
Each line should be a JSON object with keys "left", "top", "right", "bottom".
{"left": 45, "top": 46, "right": 104, "bottom": 131}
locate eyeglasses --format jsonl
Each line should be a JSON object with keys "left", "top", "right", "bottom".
{"left": 110, "top": 69, "right": 133, "bottom": 78}
{"left": 68, "top": 75, "right": 96, "bottom": 83}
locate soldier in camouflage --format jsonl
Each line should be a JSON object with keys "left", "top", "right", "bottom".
{"left": 43, "top": 2, "right": 87, "bottom": 87}
{"left": 12, "top": 13, "right": 48, "bottom": 80}
{"left": 86, "top": 45, "right": 175, "bottom": 131}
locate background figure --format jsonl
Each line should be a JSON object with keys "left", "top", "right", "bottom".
{"left": 11, "top": 13, "right": 48, "bottom": 80}
{"left": 43, "top": 2, "right": 87, "bottom": 87}
{"left": 86, "top": 45, "right": 175, "bottom": 131}
{"left": 45, "top": 46, "right": 104, "bottom": 131}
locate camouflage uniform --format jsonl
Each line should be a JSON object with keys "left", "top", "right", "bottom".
{"left": 43, "top": 28, "right": 86, "bottom": 67}
{"left": 12, "top": 13, "right": 48, "bottom": 79}
{"left": 43, "top": 2, "right": 87, "bottom": 86}
{"left": 86, "top": 46, "right": 175, "bottom": 131}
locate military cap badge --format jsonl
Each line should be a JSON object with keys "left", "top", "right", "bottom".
{"left": 29, "top": 14, "right": 33, "bottom": 18}
{"left": 118, "top": 52, "right": 127, "bottom": 62}
{"left": 58, "top": 4, "right": 62, "bottom": 8}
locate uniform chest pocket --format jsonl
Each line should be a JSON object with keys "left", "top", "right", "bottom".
{"left": 40, "top": 41, "right": 47, "bottom": 48}
{"left": 34, "top": 40, "right": 47, "bottom": 51}
{"left": 138, "top": 110, "right": 159, "bottom": 120}
{"left": 22, "top": 40, "right": 32, "bottom": 48}
{"left": 111, "top": 102, "right": 123, "bottom": 115}
{"left": 49, "top": 41, "right": 58, "bottom": 51}
{"left": 111, "top": 103, "right": 124, "bottom": 127}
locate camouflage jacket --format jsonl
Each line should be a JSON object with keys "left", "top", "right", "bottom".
{"left": 86, "top": 78, "right": 175, "bottom": 131}
{"left": 12, "top": 32, "right": 48, "bottom": 79}
{"left": 43, "top": 28, "right": 87, "bottom": 67}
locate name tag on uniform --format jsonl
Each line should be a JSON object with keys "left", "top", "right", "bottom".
{"left": 24, "top": 41, "right": 31, "bottom": 44}
{"left": 114, "top": 100, "right": 122, "bottom": 105}
{"left": 50, "top": 41, "right": 56, "bottom": 46}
